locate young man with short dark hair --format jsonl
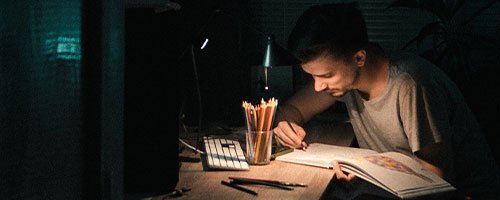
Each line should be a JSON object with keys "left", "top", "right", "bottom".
{"left": 273, "top": 2, "right": 500, "bottom": 199}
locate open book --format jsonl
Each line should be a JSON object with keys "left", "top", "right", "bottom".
{"left": 275, "top": 143, "right": 456, "bottom": 199}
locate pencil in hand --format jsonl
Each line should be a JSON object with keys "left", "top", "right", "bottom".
{"left": 286, "top": 120, "right": 308, "bottom": 151}
{"left": 301, "top": 140, "right": 308, "bottom": 151}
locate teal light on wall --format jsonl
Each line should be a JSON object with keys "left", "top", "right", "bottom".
{"left": 43, "top": 33, "right": 81, "bottom": 61}
{"left": 55, "top": 35, "right": 80, "bottom": 60}
{"left": 0, "top": 0, "right": 86, "bottom": 199}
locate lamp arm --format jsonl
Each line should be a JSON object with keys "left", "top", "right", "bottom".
{"left": 177, "top": 8, "right": 220, "bottom": 140}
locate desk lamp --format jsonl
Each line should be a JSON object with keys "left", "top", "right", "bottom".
{"left": 261, "top": 34, "right": 299, "bottom": 91}
{"left": 199, "top": 33, "right": 297, "bottom": 91}
{"left": 178, "top": 8, "right": 298, "bottom": 155}
{"left": 213, "top": 9, "right": 299, "bottom": 92}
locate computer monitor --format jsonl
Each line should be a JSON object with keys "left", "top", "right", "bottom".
{"left": 124, "top": 7, "right": 179, "bottom": 195}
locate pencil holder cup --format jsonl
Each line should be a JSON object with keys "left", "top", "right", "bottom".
{"left": 245, "top": 130, "right": 273, "bottom": 165}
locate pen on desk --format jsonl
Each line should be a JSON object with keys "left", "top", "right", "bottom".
{"left": 228, "top": 176, "right": 307, "bottom": 187}
{"left": 286, "top": 121, "right": 308, "bottom": 151}
{"left": 221, "top": 180, "right": 258, "bottom": 196}
{"left": 230, "top": 178, "right": 294, "bottom": 190}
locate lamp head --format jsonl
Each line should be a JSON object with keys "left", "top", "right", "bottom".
{"left": 262, "top": 35, "right": 274, "bottom": 68}
{"left": 261, "top": 34, "right": 299, "bottom": 68}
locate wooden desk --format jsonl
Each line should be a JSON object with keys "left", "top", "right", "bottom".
{"left": 149, "top": 120, "right": 354, "bottom": 200}
{"left": 173, "top": 155, "right": 336, "bottom": 200}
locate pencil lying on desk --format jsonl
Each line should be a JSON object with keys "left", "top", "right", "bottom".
{"left": 230, "top": 178, "right": 294, "bottom": 190}
{"left": 228, "top": 176, "right": 307, "bottom": 187}
{"left": 221, "top": 180, "right": 258, "bottom": 196}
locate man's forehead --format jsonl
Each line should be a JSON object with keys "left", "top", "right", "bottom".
{"left": 302, "top": 54, "right": 340, "bottom": 68}
{"left": 301, "top": 58, "right": 334, "bottom": 75}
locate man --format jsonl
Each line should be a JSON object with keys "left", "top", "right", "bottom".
{"left": 273, "top": 2, "right": 500, "bottom": 199}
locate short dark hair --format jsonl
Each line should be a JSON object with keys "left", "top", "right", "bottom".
{"left": 287, "top": 2, "right": 368, "bottom": 63}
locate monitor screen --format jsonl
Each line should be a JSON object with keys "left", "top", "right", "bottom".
{"left": 124, "top": 8, "right": 179, "bottom": 195}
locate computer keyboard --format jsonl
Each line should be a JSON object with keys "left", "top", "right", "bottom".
{"left": 202, "top": 136, "right": 249, "bottom": 170}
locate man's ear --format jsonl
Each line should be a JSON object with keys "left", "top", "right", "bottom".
{"left": 353, "top": 50, "right": 366, "bottom": 67}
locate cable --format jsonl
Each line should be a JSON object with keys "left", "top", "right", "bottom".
{"left": 190, "top": 45, "right": 203, "bottom": 150}
{"left": 177, "top": 9, "right": 220, "bottom": 149}
{"left": 179, "top": 138, "right": 205, "bottom": 155}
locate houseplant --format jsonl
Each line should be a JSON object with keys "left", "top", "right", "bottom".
{"left": 387, "top": 0, "right": 499, "bottom": 85}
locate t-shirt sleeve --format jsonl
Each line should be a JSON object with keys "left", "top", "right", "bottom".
{"left": 399, "top": 77, "right": 452, "bottom": 153}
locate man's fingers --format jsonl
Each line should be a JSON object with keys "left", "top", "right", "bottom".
{"left": 331, "top": 161, "right": 357, "bottom": 182}
{"left": 301, "top": 140, "right": 309, "bottom": 148}
{"left": 282, "top": 132, "right": 303, "bottom": 148}
{"left": 295, "top": 127, "right": 306, "bottom": 138}
{"left": 273, "top": 127, "right": 292, "bottom": 145}
{"left": 274, "top": 134, "right": 291, "bottom": 148}
{"left": 282, "top": 122, "right": 305, "bottom": 147}
{"left": 273, "top": 128, "right": 299, "bottom": 148}
{"left": 273, "top": 129, "right": 286, "bottom": 146}
{"left": 331, "top": 161, "right": 348, "bottom": 181}
{"left": 346, "top": 173, "right": 357, "bottom": 182}
{"left": 273, "top": 122, "right": 304, "bottom": 148}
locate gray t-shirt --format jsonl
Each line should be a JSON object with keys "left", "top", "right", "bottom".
{"left": 337, "top": 53, "right": 499, "bottom": 198}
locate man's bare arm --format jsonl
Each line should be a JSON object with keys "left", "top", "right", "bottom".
{"left": 276, "top": 82, "right": 337, "bottom": 125}
{"left": 415, "top": 142, "right": 454, "bottom": 183}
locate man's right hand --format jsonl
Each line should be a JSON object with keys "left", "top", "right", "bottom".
{"left": 273, "top": 121, "right": 307, "bottom": 149}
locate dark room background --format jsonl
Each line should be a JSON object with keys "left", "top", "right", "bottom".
{"left": 176, "top": 0, "right": 500, "bottom": 167}
{"left": 1, "top": 0, "right": 499, "bottom": 199}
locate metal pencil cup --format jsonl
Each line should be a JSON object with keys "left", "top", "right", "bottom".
{"left": 245, "top": 130, "right": 273, "bottom": 165}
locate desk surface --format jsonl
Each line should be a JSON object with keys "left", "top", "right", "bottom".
{"left": 174, "top": 155, "right": 336, "bottom": 200}
{"left": 157, "top": 120, "right": 354, "bottom": 200}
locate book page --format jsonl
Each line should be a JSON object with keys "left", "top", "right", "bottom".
{"left": 275, "top": 143, "right": 378, "bottom": 168}
{"left": 348, "top": 152, "right": 455, "bottom": 198}
{"left": 275, "top": 143, "right": 455, "bottom": 199}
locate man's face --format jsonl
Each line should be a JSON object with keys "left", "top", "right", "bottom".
{"left": 301, "top": 53, "right": 360, "bottom": 97}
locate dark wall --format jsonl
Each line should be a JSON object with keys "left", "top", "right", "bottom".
{"left": 1, "top": 0, "right": 85, "bottom": 199}
{"left": 1, "top": 0, "right": 125, "bottom": 199}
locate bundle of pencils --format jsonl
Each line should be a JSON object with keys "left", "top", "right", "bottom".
{"left": 242, "top": 98, "right": 278, "bottom": 164}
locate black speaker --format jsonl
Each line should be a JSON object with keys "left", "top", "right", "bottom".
{"left": 124, "top": 8, "right": 179, "bottom": 194}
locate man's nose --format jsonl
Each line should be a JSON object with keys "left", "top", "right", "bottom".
{"left": 314, "top": 81, "right": 327, "bottom": 92}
